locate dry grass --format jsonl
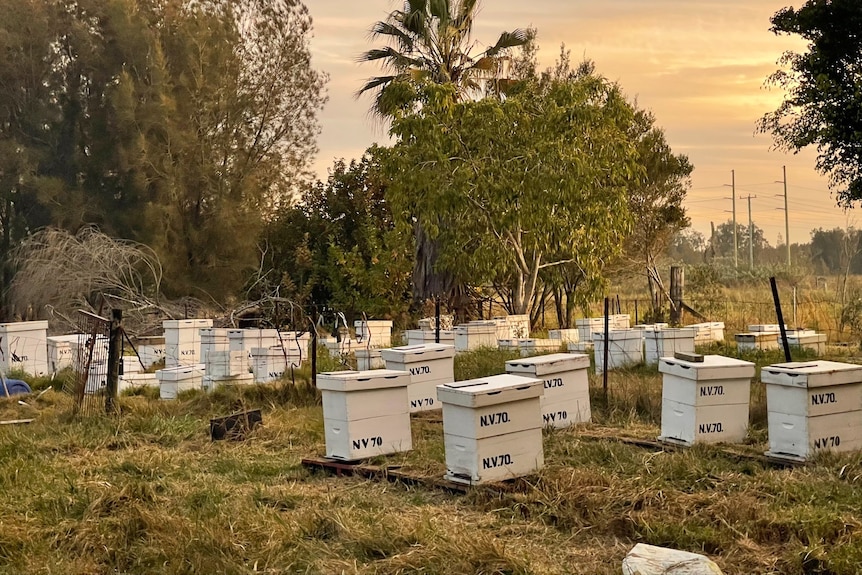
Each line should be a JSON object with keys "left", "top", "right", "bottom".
{"left": 2, "top": 347, "right": 862, "bottom": 574}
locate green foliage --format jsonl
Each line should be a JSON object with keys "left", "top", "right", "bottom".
{"left": 357, "top": 0, "right": 527, "bottom": 118}
{"left": 259, "top": 152, "right": 413, "bottom": 323}
{"left": 384, "top": 73, "right": 640, "bottom": 317}
{"left": 759, "top": 0, "right": 862, "bottom": 204}
{"left": 0, "top": 0, "right": 326, "bottom": 306}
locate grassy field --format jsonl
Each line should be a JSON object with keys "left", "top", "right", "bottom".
{"left": 2, "top": 346, "right": 862, "bottom": 574}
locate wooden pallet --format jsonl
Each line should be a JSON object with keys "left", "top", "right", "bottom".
{"left": 300, "top": 457, "right": 535, "bottom": 494}
{"left": 577, "top": 430, "right": 806, "bottom": 467}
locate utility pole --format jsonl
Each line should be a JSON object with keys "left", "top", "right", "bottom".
{"left": 723, "top": 170, "right": 738, "bottom": 269}
{"left": 776, "top": 165, "right": 790, "bottom": 267}
{"left": 743, "top": 194, "right": 757, "bottom": 268}
{"left": 732, "top": 170, "right": 738, "bottom": 269}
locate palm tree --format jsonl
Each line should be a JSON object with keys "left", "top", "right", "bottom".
{"left": 358, "top": 0, "right": 527, "bottom": 118}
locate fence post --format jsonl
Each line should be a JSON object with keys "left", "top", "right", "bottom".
{"left": 670, "top": 266, "right": 684, "bottom": 325}
{"left": 105, "top": 309, "right": 122, "bottom": 414}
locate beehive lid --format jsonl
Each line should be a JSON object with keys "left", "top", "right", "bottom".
{"left": 354, "top": 319, "right": 393, "bottom": 327}
{"left": 505, "top": 353, "right": 589, "bottom": 376}
{"left": 659, "top": 354, "right": 755, "bottom": 381}
{"left": 760, "top": 361, "right": 862, "bottom": 388}
{"left": 0, "top": 320, "right": 49, "bottom": 332}
{"left": 436, "top": 374, "right": 542, "bottom": 407}
{"left": 454, "top": 323, "right": 496, "bottom": 334}
{"left": 163, "top": 319, "right": 212, "bottom": 330}
{"left": 47, "top": 334, "right": 83, "bottom": 343}
{"left": 250, "top": 346, "right": 285, "bottom": 357}
{"left": 200, "top": 328, "right": 229, "bottom": 337}
{"left": 592, "top": 329, "right": 642, "bottom": 341}
{"left": 380, "top": 343, "right": 456, "bottom": 363}
{"left": 316, "top": 369, "right": 410, "bottom": 392}
{"left": 645, "top": 328, "right": 697, "bottom": 339}
{"left": 156, "top": 366, "right": 204, "bottom": 381}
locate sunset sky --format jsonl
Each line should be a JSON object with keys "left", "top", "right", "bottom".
{"left": 306, "top": 0, "right": 852, "bottom": 248}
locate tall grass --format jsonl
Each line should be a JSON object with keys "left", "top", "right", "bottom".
{"left": 2, "top": 347, "right": 862, "bottom": 573}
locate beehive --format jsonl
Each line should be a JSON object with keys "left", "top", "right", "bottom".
{"left": 251, "top": 346, "right": 299, "bottom": 383}
{"left": 644, "top": 328, "right": 697, "bottom": 366}
{"left": 354, "top": 320, "right": 393, "bottom": 348}
{"left": 163, "top": 319, "right": 212, "bottom": 367}
{"left": 735, "top": 332, "right": 780, "bottom": 351}
{"left": 118, "top": 373, "right": 157, "bottom": 394}
{"left": 761, "top": 361, "right": 862, "bottom": 460}
{"left": 517, "top": 338, "right": 563, "bottom": 357}
{"left": 355, "top": 348, "right": 384, "bottom": 370}
{"left": 786, "top": 332, "right": 827, "bottom": 355}
{"left": 548, "top": 329, "right": 579, "bottom": 343}
{"left": 0, "top": 321, "right": 49, "bottom": 376}
{"left": 404, "top": 329, "right": 455, "bottom": 346}
{"left": 454, "top": 321, "right": 498, "bottom": 352}
{"left": 317, "top": 370, "right": 412, "bottom": 460}
{"left": 200, "top": 328, "right": 230, "bottom": 360}
{"left": 575, "top": 317, "right": 605, "bottom": 343}
{"left": 437, "top": 374, "right": 543, "bottom": 484}
{"left": 380, "top": 343, "right": 455, "bottom": 412}
{"left": 157, "top": 365, "right": 204, "bottom": 399}
{"left": 205, "top": 350, "right": 246, "bottom": 378}
{"left": 505, "top": 353, "right": 591, "bottom": 427}
{"left": 593, "top": 330, "right": 644, "bottom": 373}
{"left": 47, "top": 334, "right": 82, "bottom": 373}
{"left": 136, "top": 336, "right": 166, "bottom": 369}
{"left": 228, "top": 329, "right": 279, "bottom": 369}
{"left": 658, "top": 355, "right": 755, "bottom": 446}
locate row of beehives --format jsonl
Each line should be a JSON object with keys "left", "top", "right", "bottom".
{"left": 658, "top": 355, "right": 862, "bottom": 464}
{"left": 318, "top": 344, "right": 592, "bottom": 484}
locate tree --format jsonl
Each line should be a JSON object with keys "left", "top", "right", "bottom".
{"left": 358, "top": 0, "right": 527, "bottom": 119}
{"left": 667, "top": 229, "right": 707, "bottom": 265}
{"left": 620, "top": 108, "right": 692, "bottom": 321}
{"left": 0, "top": 0, "right": 327, "bottom": 307}
{"left": 759, "top": 0, "right": 862, "bottom": 204}
{"left": 383, "top": 76, "right": 640, "bottom": 318}
{"left": 259, "top": 151, "right": 413, "bottom": 324}
{"left": 712, "top": 221, "right": 770, "bottom": 264}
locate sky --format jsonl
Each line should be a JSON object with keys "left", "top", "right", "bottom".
{"left": 305, "top": 0, "right": 854, "bottom": 248}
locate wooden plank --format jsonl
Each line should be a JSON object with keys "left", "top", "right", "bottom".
{"left": 0, "top": 419, "right": 35, "bottom": 425}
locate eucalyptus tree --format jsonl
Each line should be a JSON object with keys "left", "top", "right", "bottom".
{"left": 359, "top": 0, "right": 526, "bottom": 310}
{"left": 383, "top": 77, "right": 641, "bottom": 318}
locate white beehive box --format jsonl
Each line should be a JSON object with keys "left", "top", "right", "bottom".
{"left": 497, "top": 338, "right": 526, "bottom": 352}
{"left": 136, "top": 336, "right": 166, "bottom": 368}
{"left": 787, "top": 332, "right": 827, "bottom": 355}
{"left": 355, "top": 348, "right": 384, "bottom": 370}
{"left": 228, "top": 328, "right": 279, "bottom": 370}
{"left": 611, "top": 314, "right": 631, "bottom": 330}
{"left": 354, "top": 319, "right": 393, "bottom": 348}
{"left": 593, "top": 330, "right": 643, "bottom": 374}
{"left": 506, "top": 353, "right": 591, "bottom": 427}
{"left": 279, "top": 331, "right": 311, "bottom": 356}
{"left": 437, "top": 374, "right": 544, "bottom": 484}
{"left": 644, "top": 328, "right": 697, "bottom": 366}
{"left": 0, "top": 320, "right": 49, "bottom": 376}
{"left": 576, "top": 317, "right": 606, "bottom": 343}
{"left": 454, "top": 321, "right": 498, "bottom": 352}
{"left": 762, "top": 361, "right": 862, "bottom": 460}
{"left": 203, "top": 372, "right": 254, "bottom": 392}
{"left": 157, "top": 365, "right": 204, "bottom": 399}
{"left": 205, "top": 350, "right": 246, "bottom": 378}
{"left": 122, "top": 356, "right": 143, "bottom": 376}
{"left": 405, "top": 329, "right": 456, "bottom": 346}
{"left": 686, "top": 322, "right": 726, "bottom": 345}
{"left": 118, "top": 373, "right": 158, "bottom": 394}
{"left": 735, "top": 332, "right": 780, "bottom": 351}
{"left": 200, "top": 328, "right": 229, "bottom": 360}
{"left": 47, "top": 334, "right": 82, "bottom": 373}
{"left": 163, "top": 319, "right": 212, "bottom": 367}
{"left": 493, "top": 315, "right": 530, "bottom": 339}
{"left": 548, "top": 329, "right": 579, "bottom": 343}
{"left": 518, "top": 338, "right": 563, "bottom": 357}
{"left": 380, "top": 343, "right": 455, "bottom": 412}
{"left": 658, "top": 355, "right": 755, "bottom": 446}
{"left": 251, "top": 346, "right": 299, "bottom": 383}
{"left": 325, "top": 337, "right": 357, "bottom": 355}
{"left": 748, "top": 324, "right": 787, "bottom": 333}
{"left": 317, "top": 369, "right": 412, "bottom": 460}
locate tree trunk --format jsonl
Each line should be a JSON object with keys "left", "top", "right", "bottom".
{"left": 553, "top": 286, "right": 565, "bottom": 328}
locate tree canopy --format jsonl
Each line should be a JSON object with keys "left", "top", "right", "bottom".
{"left": 0, "top": 0, "right": 326, "bottom": 315}
{"left": 357, "top": 0, "right": 527, "bottom": 119}
{"left": 383, "top": 74, "right": 641, "bottom": 317}
{"left": 759, "top": 0, "right": 862, "bottom": 205}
